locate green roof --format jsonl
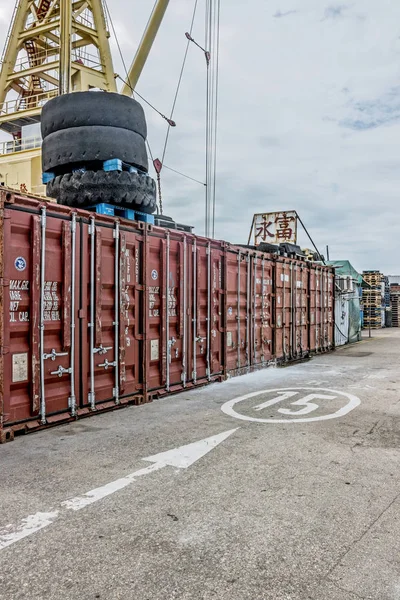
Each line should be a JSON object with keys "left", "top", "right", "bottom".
{"left": 325, "top": 260, "right": 370, "bottom": 288}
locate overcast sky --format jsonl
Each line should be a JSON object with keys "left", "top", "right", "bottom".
{"left": 1, "top": 1, "right": 400, "bottom": 273}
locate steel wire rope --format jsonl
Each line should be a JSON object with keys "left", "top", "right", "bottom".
{"left": 106, "top": 0, "right": 203, "bottom": 212}
{"left": 161, "top": 0, "right": 199, "bottom": 165}
{"left": 204, "top": 0, "right": 221, "bottom": 238}
{"left": 211, "top": 0, "right": 221, "bottom": 239}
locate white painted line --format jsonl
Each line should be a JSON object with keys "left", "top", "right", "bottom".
{"left": 62, "top": 463, "right": 163, "bottom": 511}
{"left": 0, "top": 511, "right": 59, "bottom": 551}
{"left": 221, "top": 387, "right": 361, "bottom": 424}
{"left": 0, "top": 428, "right": 239, "bottom": 551}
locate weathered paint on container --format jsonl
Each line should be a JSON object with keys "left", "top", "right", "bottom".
{"left": 0, "top": 190, "right": 335, "bottom": 442}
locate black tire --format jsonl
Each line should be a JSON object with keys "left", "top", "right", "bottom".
{"left": 42, "top": 126, "right": 148, "bottom": 173}
{"left": 41, "top": 91, "right": 147, "bottom": 139}
{"left": 46, "top": 170, "right": 157, "bottom": 214}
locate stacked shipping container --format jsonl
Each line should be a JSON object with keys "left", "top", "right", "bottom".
{"left": 0, "top": 191, "right": 334, "bottom": 441}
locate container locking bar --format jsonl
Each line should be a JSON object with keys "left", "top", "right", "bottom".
{"left": 93, "top": 345, "right": 112, "bottom": 355}
{"left": 43, "top": 348, "right": 68, "bottom": 361}
{"left": 98, "top": 359, "right": 116, "bottom": 370}
{"left": 88, "top": 216, "right": 96, "bottom": 410}
{"left": 114, "top": 222, "right": 120, "bottom": 404}
{"left": 50, "top": 365, "right": 72, "bottom": 378}
{"left": 39, "top": 207, "right": 47, "bottom": 425}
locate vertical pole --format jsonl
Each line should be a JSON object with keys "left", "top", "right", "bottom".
{"left": 69, "top": 213, "right": 77, "bottom": 416}
{"left": 88, "top": 217, "right": 96, "bottom": 409}
{"left": 206, "top": 242, "right": 211, "bottom": 381}
{"left": 261, "top": 256, "right": 265, "bottom": 362}
{"left": 192, "top": 239, "right": 197, "bottom": 383}
{"left": 237, "top": 252, "right": 241, "bottom": 369}
{"left": 59, "top": 0, "right": 72, "bottom": 95}
{"left": 114, "top": 222, "right": 120, "bottom": 404}
{"left": 246, "top": 254, "right": 250, "bottom": 367}
{"left": 182, "top": 236, "right": 187, "bottom": 387}
{"left": 39, "top": 207, "right": 47, "bottom": 424}
{"left": 166, "top": 231, "right": 170, "bottom": 391}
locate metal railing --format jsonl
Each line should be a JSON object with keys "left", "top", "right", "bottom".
{"left": 0, "top": 89, "right": 57, "bottom": 118}
{"left": 0, "top": 136, "right": 42, "bottom": 156}
{"left": 13, "top": 47, "right": 103, "bottom": 73}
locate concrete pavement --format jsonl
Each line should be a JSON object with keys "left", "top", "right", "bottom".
{"left": 1, "top": 329, "right": 400, "bottom": 599}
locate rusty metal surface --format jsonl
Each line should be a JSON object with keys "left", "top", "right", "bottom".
{"left": 0, "top": 192, "right": 335, "bottom": 441}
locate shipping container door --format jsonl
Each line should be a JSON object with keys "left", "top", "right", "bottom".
{"left": 194, "top": 242, "right": 209, "bottom": 382}
{"left": 195, "top": 241, "right": 224, "bottom": 382}
{"left": 164, "top": 232, "right": 184, "bottom": 390}
{"left": 81, "top": 219, "right": 142, "bottom": 408}
{"left": 275, "top": 259, "right": 293, "bottom": 360}
{"left": 225, "top": 249, "right": 249, "bottom": 373}
{"left": 309, "top": 266, "right": 317, "bottom": 351}
{"left": 145, "top": 230, "right": 188, "bottom": 393}
{"left": 300, "top": 263, "right": 310, "bottom": 354}
{"left": 3, "top": 207, "right": 79, "bottom": 425}
{"left": 316, "top": 267, "right": 324, "bottom": 351}
{"left": 293, "top": 261, "right": 309, "bottom": 357}
{"left": 209, "top": 244, "right": 224, "bottom": 377}
{"left": 250, "top": 255, "right": 273, "bottom": 365}
{"left": 145, "top": 232, "right": 164, "bottom": 392}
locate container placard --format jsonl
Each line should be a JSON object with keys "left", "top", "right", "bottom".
{"left": 12, "top": 353, "right": 28, "bottom": 382}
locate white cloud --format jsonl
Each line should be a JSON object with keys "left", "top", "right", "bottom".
{"left": 0, "top": 0, "right": 399, "bottom": 273}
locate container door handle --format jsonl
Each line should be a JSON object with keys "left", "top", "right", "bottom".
{"left": 50, "top": 365, "right": 72, "bottom": 377}
{"left": 93, "top": 345, "right": 112, "bottom": 355}
{"left": 98, "top": 359, "right": 116, "bottom": 369}
{"left": 43, "top": 348, "right": 69, "bottom": 361}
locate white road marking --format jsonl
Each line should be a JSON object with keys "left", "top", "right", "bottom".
{"left": 62, "top": 463, "right": 163, "bottom": 511}
{"left": 0, "top": 511, "right": 59, "bottom": 551}
{"left": 0, "top": 428, "right": 238, "bottom": 551}
{"left": 254, "top": 391, "right": 298, "bottom": 411}
{"left": 278, "top": 393, "right": 336, "bottom": 416}
{"left": 143, "top": 428, "right": 239, "bottom": 468}
{"left": 221, "top": 387, "right": 361, "bottom": 424}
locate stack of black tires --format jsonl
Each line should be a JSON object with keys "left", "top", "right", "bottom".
{"left": 41, "top": 91, "right": 157, "bottom": 214}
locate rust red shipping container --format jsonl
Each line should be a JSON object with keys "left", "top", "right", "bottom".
{"left": 0, "top": 191, "right": 334, "bottom": 442}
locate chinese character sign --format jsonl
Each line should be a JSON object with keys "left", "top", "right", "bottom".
{"left": 254, "top": 211, "right": 297, "bottom": 245}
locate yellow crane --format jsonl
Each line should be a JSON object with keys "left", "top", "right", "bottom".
{"left": 0, "top": 0, "right": 170, "bottom": 195}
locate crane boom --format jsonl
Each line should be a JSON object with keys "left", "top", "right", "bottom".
{"left": 121, "top": 0, "right": 170, "bottom": 95}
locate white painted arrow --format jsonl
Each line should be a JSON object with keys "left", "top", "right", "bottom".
{"left": 143, "top": 428, "right": 239, "bottom": 469}
{"left": 0, "top": 428, "right": 238, "bottom": 551}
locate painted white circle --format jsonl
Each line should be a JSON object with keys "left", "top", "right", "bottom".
{"left": 15, "top": 257, "right": 26, "bottom": 272}
{"left": 151, "top": 269, "right": 158, "bottom": 281}
{"left": 221, "top": 387, "right": 360, "bottom": 424}
{"left": 228, "top": 306, "right": 233, "bottom": 316}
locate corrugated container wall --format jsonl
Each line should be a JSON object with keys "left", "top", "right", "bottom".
{"left": 0, "top": 192, "right": 334, "bottom": 441}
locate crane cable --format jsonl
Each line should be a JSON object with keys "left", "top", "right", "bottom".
{"left": 105, "top": 1, "right": 175, "bottom": 127}
{"left": 161, "top": 0, "right": 199, "bottom": 165}
{"left": 104, "top": 0, "right": 201, "bottom": 215}
{"left": 204, "top": 0, "right": 221, "bottom": 238}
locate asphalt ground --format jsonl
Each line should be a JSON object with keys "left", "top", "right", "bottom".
{"left": 1, "top": 329, "right": 400, "bottom": 600}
